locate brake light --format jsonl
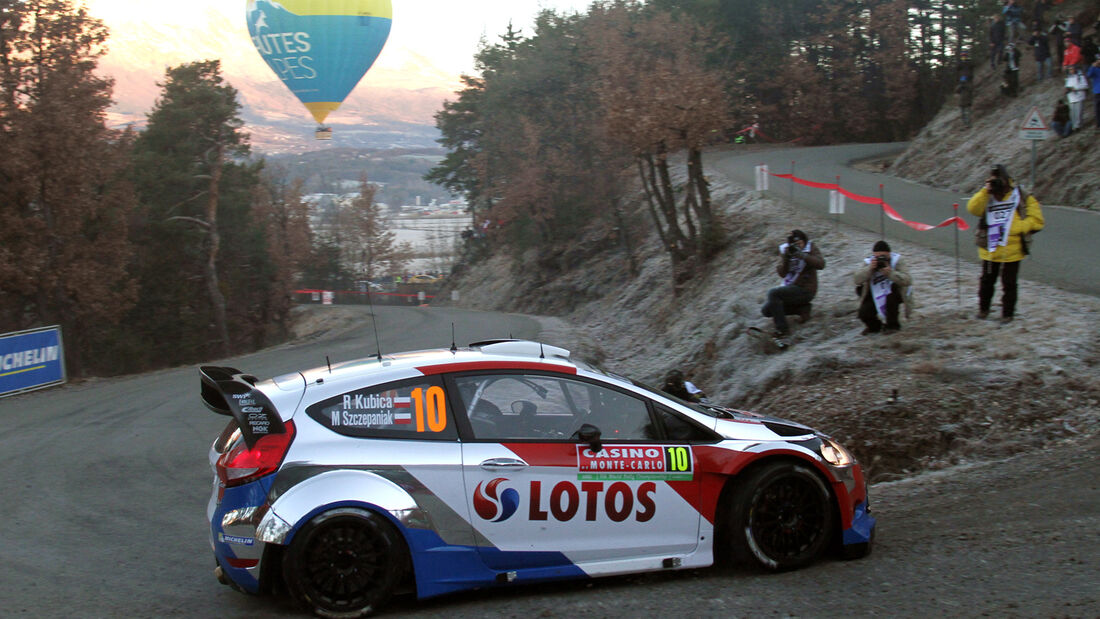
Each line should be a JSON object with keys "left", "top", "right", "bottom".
{"left": 216, "top": 420, "right": 296, "bottom": 487}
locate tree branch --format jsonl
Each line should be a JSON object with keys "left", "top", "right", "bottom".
{"left": 166, "top": 215, "right": 210, "bottom": 229}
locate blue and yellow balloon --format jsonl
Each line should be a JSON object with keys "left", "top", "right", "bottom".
{"left": 246, "top": 0, "right": 392, "bottom": 135}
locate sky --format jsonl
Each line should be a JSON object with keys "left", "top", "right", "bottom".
{"left": 85, "top": 0, "right": 596, "bottom": 84}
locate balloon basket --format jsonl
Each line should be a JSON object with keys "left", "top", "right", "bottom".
{"left": 315, "top": 126, "right": 333, "bottom": 140}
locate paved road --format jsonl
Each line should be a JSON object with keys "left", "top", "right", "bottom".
{"left": 0, "top": 305, "right": 540, "bottom": 618}
{"left": 2, "top": 306, "right": 1096, "bottom": 617}
{"left": 709, "top": 143, "right": 1100, "bottom": 297}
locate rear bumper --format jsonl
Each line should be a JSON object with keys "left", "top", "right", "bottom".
{"left": 209, "top": 477, "right": 275, "bottom": 593}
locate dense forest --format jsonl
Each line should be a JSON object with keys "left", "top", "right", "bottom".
{"left": 428, "top": 0, "right": 1007, "bottom": 289}
{"left": 0, "top": 0, "right": 1055, "bottom": 376}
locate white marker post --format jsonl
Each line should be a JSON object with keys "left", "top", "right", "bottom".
{"left": 1018, "top": 106, "right": 1050, "bottom": 188}
{"left": 755, "top": 165, "right": 769, "bottom": 192}
{"left": 829, "top": 189, "right": 845, "bottom": 231}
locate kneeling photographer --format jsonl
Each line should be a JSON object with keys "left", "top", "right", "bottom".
{"left": 760, "top": 229, "right": 825, "bottom": 340}
{"left": 854, "top": 240, "right": 912, "bottom": 334}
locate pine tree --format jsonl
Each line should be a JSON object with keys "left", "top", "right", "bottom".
{"left": 130, "top": 60, "right": 248, "bottom": 359}
{"left": 0, "top": 0, "right": 137, "bottom": 375}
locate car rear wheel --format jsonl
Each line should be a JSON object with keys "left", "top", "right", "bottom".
{"left": 284, "top": 508, "right": 405, "bottom": 618}
{"left": 726, "top": 461, "right": 834, "bottom": 571}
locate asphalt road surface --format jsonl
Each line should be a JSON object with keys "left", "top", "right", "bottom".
{"left": 3, "top": 304, "right": 1096, "bottom": 617}
{"left": 709, "top": 143, "right": 1100, "bottom": 297}
{"left": 0, "top": 306, "right": 539, "bottom": 618}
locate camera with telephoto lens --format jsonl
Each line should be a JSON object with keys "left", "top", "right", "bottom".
{"left": 988, "top": 164, "right": 1008, "bottom": 196}
{"left": 874, "top": 255, "right": 890, "bottom": 270}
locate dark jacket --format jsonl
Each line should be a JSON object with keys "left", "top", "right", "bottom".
{"left": 991, "top": 19, "right": 1007, "bottom": 45}
{"left": 1029, "top": 33, "right": 1051, "bottom": 61}
{"left": 776, "top": 242, "right": 825, "bottom": 296}
{"left": 1053, "top": 100, "right": 1070, "bottom": 123}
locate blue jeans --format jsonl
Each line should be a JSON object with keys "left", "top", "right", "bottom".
{"left": 761, "top": 285, "right": 814, "bottom": 334}
{"left": 1036, "top": 58, "right": 1051, "bottom": 80}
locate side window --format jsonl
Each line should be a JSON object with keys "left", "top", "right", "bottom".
{"left": 655, "top": 404, "right": 715, "bottom": 442}
{"left": 454, "top": 373, "right": 656, "bottom": 441}
{"left": 306, "top": 376, "right": 457, "bottom": 440}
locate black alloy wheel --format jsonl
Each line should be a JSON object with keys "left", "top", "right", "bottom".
{"left": 284, "top": 508, "right": 405, "bottom": 618}
{"left": 728, "top": 461, "right": 834, "bottom": 571}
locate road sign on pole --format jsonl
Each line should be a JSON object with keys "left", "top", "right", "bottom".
{"left": 1018, "top": 106, "right": 1049, "bottom": 188}
{"left": 1018, "top": 106, "right": 1050, "bottom": 140}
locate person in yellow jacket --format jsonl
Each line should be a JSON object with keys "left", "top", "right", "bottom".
{"left": 966, "top": 164, "right": 1044, "bottom": 323}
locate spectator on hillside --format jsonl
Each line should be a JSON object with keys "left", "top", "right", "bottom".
{"left": 854, "top": 240, "right": 912, "bottom": 335}
{"left": 1066, "top": 15, "right": 1082, "bottom": 46}
{"left": 1065, "top": 65, "right": 1089, "bottom": 131}
{"left": 760, "top": 229, "right": 824, "bottom": 341}
{"left": 956, "top": 49, "right": 974, "bottom": 82}
{"left": 956, "top": 75, "right": 974, "bottom": 127}
{"left": 967, "top": 164, "right": 1044, "bottom": 324}
{"left": 1002, "top": 44, "right": 1021, "bottom": 97}
{"left": 661, "top": 369, "right": 699, "bottom": 402}
{"left": 1088, "top": 58, "right": 1100, "bottom": 129}
{"left": 1029, "top": 27, "right": 1053, "bottom": 80}
{"left": 1050, "top": 18, "right": 1069, "bottom": 73}
{"left": 991, "top": 14, "right": 1008, "bottom": 69}
{"left": 1003, "top": 0, "right": 1025, "bottom": 43}
{"left": 1062, "top": 35, "right": 1083, "bottom": 69}
{"left": 1050, "top": 98, "right": 1072, "bottom": 137}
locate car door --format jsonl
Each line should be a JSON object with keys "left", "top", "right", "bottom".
{"left": 450, "top": 371, "right": 702, "bottom": 573}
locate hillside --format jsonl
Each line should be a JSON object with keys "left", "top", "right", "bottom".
{"left": 891, "top": 61, "right": 1099, "bottom": 210}
{"left": 442, "top": 153, "right": 1099, "bottom": 483}
{"left": 890, "top": 2, "right": 1099, "bottom": 209}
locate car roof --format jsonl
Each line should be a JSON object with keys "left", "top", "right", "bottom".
{"left": 293, "top": 340, "right": 579, "bottom": 388}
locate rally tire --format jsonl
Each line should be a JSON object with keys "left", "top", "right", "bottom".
{"left": 726, "top": 461, "right": 834, "bottom": 571}
{"left": 283, "top": 508, "right": 406, "bottom": 618}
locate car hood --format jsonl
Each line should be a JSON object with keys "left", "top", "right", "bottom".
{"left": 705, "top": 405, "right": 817, "bottom": 442}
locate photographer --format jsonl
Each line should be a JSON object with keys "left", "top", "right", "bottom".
{"left": 760, "top": 229, "right": 825, "bottom": 340}
{"left": 854, "top": 241, "right": 912, "bottom": 334}
{"left": 966, "top": 164, "right": 1044, "bottom": 323}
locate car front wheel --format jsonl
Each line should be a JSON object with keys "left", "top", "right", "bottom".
{"left": 283, "top": 508, "right": 406, "bottom": 618}
{"left": 726, "top": 461, "right": 834, "bottom": 571}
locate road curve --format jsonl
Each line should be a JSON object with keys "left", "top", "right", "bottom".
{"left": 709, "top": 143, "right": 1100, "bottom": 297}
{"left": 0, "top": 305, "right": 540, "bottom": 618}
{"left": 1, "top": 300, "right": 1096, "bottom": 617}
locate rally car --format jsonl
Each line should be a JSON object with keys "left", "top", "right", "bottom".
{"left": 203, "top": 340, "right": 874, "bottom": 616}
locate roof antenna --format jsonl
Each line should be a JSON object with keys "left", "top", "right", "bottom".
{"left": 539, "top": 341, "right": 545, "bottom": 359}
{"left": 450, "top": 322, "right": 457, "bottom": 353}
{"left": 366, "top": 282, "right": 383, "bottom": 361}
{"left": 326, "top": 355, "right": 332, "bottom": 373}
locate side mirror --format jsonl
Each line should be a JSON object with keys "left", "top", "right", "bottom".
{"left": 576, "top": 423, "right": 602, "bottom": 453}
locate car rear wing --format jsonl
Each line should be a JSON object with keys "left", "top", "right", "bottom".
{"left": 200, "top": 365, "right": 286, "bottom": 448}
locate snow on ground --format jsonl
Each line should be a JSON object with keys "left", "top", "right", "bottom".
{"left": 448, "top": 172, "right": 1100, "bottom": 482}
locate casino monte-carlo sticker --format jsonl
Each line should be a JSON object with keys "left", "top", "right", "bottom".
{"left": 0, "top": 326, "right": 66, "bottom": 398}
{"left": 577, "top": 445, "right": 693, "bottom": 481}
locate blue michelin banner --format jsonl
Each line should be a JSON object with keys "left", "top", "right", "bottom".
{"left": 0, "top": 326, "right": 65, "bottom": 398}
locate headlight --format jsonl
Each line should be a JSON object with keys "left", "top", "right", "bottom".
{"left": 819, "top": 437, "right": 853, "bottom": 467}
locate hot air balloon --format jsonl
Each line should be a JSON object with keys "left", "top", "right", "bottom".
{"left": 246, "top": 0, "right": 392, "bottom": 139}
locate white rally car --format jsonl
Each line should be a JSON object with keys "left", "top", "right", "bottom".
{"left": 203, "top": 340, "right": 874, "bottom": 616}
